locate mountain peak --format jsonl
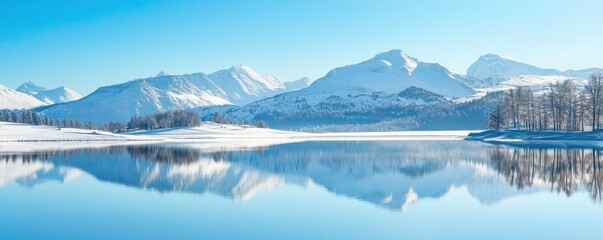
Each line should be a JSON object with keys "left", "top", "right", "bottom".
{"left": 478, "top": 54, "right": 522, "bottom": 63}
{"left": 16, "top": 81, "right": 47, "bottom": 94}
{"left": 296, "top": 76, "right": 313, "bottom": 85}
{"left": 480, "top": 53, "right": 502, "bottom": 61}
{"left": 373, "top": 49, "right": 415, "bottom": 62}
{"left": 155, "top": 71, "right": 170, "bottom": 77}
{"left": 373, "top": 49, "right": 418, "bottom": 72}
{"left": 284, "top": 77, "right": 313, "bottom": 91}
{"left": 308, "top": 49, "right": 474, "bottom": 98}
{"left": 228, "top": 65, "right": 255, "bottom": 72}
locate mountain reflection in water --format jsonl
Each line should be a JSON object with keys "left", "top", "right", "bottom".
{"left": 2, "top": 141, "right": 603, "bottom": 210}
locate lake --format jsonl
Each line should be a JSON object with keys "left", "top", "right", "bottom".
{"left": 1, "top": 140, "right": 602, "bottom": 239}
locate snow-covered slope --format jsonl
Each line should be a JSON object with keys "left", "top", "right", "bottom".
{"left": 208, "top": 65, "right": 285, "bottom": 105}
{"left": 33, "top": 86, "right": 82, "bottom": 104}
{"left": 284, "top": 77, "right": 313, "bottom": 91}
{"left": 38, "top": 66, "right": 288, "bottom": 123}
{"left": 16, "top": 82, "right": 82, "bottom": 104}
{"left": 0, "top": 84, "right": 46, "bottom": 109}
{"left": 0, "top": 121, "right": 146, "bottom": 142}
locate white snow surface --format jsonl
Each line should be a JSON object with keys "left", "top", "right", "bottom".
{"left": 0, "top": 121, "right": 476, "bottom": 149}
{"left": 0, "top": 121, "right": 149, "bottom": 142}
{"left": 283, "top": 77, "right": 313, "bottom": 91}
{"left": 32, "top": 86, "right": 82, "bottom": 104}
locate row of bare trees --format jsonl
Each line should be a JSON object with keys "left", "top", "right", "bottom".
{"left": 488, "top": 72, "right": 603, "bottom": 131}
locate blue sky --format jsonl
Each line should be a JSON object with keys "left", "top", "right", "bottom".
{"left": 1, "top": 0, "right": 602, "bottom": 94}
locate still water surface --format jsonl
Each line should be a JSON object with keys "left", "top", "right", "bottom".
{"left": 1, "top": 140, "right": 602, "bottom": 239}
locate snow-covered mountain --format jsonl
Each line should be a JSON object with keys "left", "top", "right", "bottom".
{"left": 0, "top": 84, "right": 46, "bottom": 109}
{"left": 284, "top": 77, "right": 313, "bottom": 91}
{"left": 16, "top": 82, "right": 82, "bottom": 104}
{"left": 467, "top": 54, "right": 562, "bottom": 80}
{"left": 465, "top": 54, "right": 602, "bottom": 90}
{"left": 308, "top": 49, "right": 474, "bottom": 98}
{"left": 38, "top": 73, "right": 232, "bottom": 123}
{"left": 16, "top": 82, "right": 47, "bottom": 95}
{"left": 37, "top": 66, "right": 287, "bottom": 123}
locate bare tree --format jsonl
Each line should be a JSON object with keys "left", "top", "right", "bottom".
{"left": 586, "top": 71, "right": 603, "bottom": 131}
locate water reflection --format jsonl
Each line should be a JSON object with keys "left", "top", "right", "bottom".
{"left": 489, "top": 146, "right": 603, "bottom": 201}
{"left": 2, "top": 141, "right": 603, "bottom": 210}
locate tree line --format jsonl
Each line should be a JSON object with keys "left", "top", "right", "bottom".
{"left": 488, "top": 72, "right": 603, "bottom": 131}
{"left": 0, "top": 109, "right": 202, "bottom": 133}
{"left": 0, "top": 109, "right": 268, "bottom": 133}
{"left": 0, "top": 110, "right": 94, "bottom": 129}
{"left": 127, "top": 110, "right": 200, "bottom": 131}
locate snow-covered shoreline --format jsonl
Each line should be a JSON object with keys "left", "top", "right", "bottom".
{"left": 0, "top": 121, "right": 477, "bottom": 151}
{"left": 465, "top": 129, "right": 603, "bottom": 142}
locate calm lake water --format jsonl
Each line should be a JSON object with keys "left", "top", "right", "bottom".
{"left": 1, "top": 140, "right": 603, "bottom": 239}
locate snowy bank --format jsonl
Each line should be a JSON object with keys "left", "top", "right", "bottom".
{"left": 465, "top": 130, "right": 603, "bottom": 142}
{"left": 0, "top": 121, "right": 477, "bottom": 152}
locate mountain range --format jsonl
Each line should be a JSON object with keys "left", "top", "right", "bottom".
{"left": 463, "top": 54, "right": 601, "bottom": 90}
{"left": 0, "top": 82, "right": 81, "bottom": 110}
{"left": 35, "top": 66, "right": 311, "bottom": 123}
{"left": 2, "top": 49, "right": 601, "bottom": 130}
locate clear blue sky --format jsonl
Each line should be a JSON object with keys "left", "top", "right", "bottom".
{"left": 1, "top": 0, "right": 602, "bottom": 94}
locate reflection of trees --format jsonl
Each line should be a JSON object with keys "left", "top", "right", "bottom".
{"left": 126, "top": 145, "right": 201, "bottom": 163}
{"left": 0, "top": 152, "right": 49, "bottom": 163}
{"left": 489, "top": 146, "right": 603, "bottom": 201}
{"left": 0, "top": 145, "right": 206, "bottom": 164}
